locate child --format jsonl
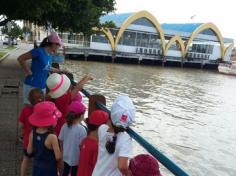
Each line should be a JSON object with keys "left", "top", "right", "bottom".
{"left": 65, "top": 72, "right": 83, "bottom": 103}
{"left": 59, "top": 101, "right": 87, "bottom": 176}
{"left": 19, "top": 88, "right": 44, "bottom": 176}
{"left": 46, "top": 73, "right": 92, "bottom": 135}
{"left": 27, "top": 101, "right": 62, "bottom": 176}
{"left": 129, "top": 154, "right": 162, "bottom": 176}
{"left": 77, "top": 110, "right": 109, "bottom": 176}
{"left": 92, "top": 95, "right": 136, "bottom": 176}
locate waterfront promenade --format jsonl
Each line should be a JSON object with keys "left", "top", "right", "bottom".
{"left": 0, "top": 44, "right": 30, "bottom": 176}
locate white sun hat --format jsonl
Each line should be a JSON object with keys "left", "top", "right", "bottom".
{"left": 46, "top": 73, "right": 71, "bottom": 99}
{"left": 110, "top": 95, "right": 136, "bottom": 128}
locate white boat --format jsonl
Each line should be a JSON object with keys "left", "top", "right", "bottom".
{"left": 218, "top": 61, "right": 236, "bottom": 75}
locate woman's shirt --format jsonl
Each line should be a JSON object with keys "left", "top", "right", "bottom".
{"left": 24, "top": 47, "right": 52, "bottom": 89}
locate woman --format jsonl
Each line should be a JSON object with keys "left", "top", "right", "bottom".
{"left": 18, "top": 32, "right": 63, "bottom": 104}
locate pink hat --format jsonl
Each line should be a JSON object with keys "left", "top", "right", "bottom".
{"left": 68, "top": 101, "right": 86, "bottom": 115}
{"left": 129, "top": 154, "right": 162, "bottom": 176}
{"left": 72, "top": 92, "right": 83, "bottom": 102}
{"left": 88, "top": 110, "right": 109, "bottom": 126}
{"left": 48, "top": 32, "right": 63, "bottom": 47}
{"left": 29, "top": 101, "right": 62, "bottom": 127}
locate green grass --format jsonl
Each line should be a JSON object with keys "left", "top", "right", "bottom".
{"left": 6, "top": 46, "right": 16, "bottom": 50}
{"left": 0, "top": 51, "right": 7, "bottom": 57}
{"left": 0, "top": 45, "right": 16, "bottom": 58}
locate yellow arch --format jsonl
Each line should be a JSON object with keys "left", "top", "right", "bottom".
{"left": 92, "top": 27, "right": 115, "bottom": 51}
{"left": 164, "top": 35, "right": 185, "bottom": 57}
{"left": 224, "top": 43, "right": 234, "bottom": 57}
{"left": 114, "top": 10, "right": 165, "bottom": 53}
{"left": 101, "top": 28, "right": 115, "bottom": 51}
{"left": 184, "top": 23, "right": 225, "bottom": 59}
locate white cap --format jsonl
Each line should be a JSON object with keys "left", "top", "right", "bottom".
{"left": 111, "top": 95, "right": 136, "bottom": 128}
{"left": 46, "top": 73, "right": 71, "bottom": 99}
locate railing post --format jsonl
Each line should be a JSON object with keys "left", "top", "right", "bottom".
{"left": 138, "top": 55, "right": 142, "bottom": 64}
{"left": 112, "top": 51, "right": 116, "bottom": 63}
{"left": 162, "top": 55, "right": 166, "bottom": 67}
{"left": 181, "top": 57, "right": 184, "bottom": 68}
{"left": 84, "top": 50, "right": 88, "bottom": 61}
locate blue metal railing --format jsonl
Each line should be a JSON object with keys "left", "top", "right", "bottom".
{"left": 81, "top": 88, "right": 189, "bottom": 176}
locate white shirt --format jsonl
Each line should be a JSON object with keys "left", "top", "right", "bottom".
{"left": 58, "top": 123, "right": 87, "bottom": 166}
{"left": 92, "top": 124, "right": 133, "bottom": 176}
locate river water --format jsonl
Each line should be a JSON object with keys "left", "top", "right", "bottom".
{"left": 62, "top": 60, "right": 236, "bottom": 176}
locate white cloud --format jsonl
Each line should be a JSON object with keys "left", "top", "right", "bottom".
{"left": 115, "top": 0, "right": 236, "bottom": 41}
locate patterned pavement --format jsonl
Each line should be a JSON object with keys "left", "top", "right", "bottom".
{"left": 0, "top": 44, "right": 33, "bottom": 176}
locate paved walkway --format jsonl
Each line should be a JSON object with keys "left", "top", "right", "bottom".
{"left": 0, "top": 44, "right": 33, "bottom": 176}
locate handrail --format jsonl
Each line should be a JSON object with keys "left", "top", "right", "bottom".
{"left": 80, "top": 88, "right": 189, "bottom": 176}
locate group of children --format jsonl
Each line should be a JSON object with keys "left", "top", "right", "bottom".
{"left": 19, "top": 72, "right": 162, "bottom": 176}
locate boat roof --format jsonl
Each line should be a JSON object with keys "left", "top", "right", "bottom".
{"left": 100, "top": 12, "right": 134, "bottom": 27}
{"left": 100, "top": 13, "right": 202, "bottom": 33}
{"left": 161, "top": 23, "right": 203, "bottom": 33}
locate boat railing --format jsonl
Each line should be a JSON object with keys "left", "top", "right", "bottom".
{"left": 80, "top": 87, "right": 189, "bottom": 176}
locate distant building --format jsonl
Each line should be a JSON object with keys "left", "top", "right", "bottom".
{"left": 23, "top": 21, "right": 47, "bottom": 42}
{"left": 24, "top": 11, "right": 235, "bottom": 67}
{"left": 61, "top": 11, "right": 234, "bottom": 66}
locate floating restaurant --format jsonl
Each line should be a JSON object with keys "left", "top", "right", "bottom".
{"left": 28, "top": 10, "right": 235, "bottom": 68}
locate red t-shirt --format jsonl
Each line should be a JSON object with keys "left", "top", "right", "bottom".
{"left": 77, "top": 137, "right": 98, "bottom": 176}
{"left": 54, "top": 92, "right": 72, "bottom": 136}
{"left": 18, "top": 105, "right": 34, "bottom": 149}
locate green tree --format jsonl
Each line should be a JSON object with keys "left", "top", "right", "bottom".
{"left": 1, "top": 22, "right": 23, "bottom": 40}
{"left": 0, "top": 0, "right": 116, "bottom": 35}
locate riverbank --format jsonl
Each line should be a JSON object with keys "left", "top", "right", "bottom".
{"left": 0, "top": 44, "right": 31, "bottom": 176}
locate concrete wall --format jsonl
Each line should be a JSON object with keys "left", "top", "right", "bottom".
{"left": 210, "top": 45, "right": 221, "bottom": 60}
{"left": 90, "top": 42, "right": 112, "bottom": 51}
{"left": 117, "top": 45, "right": 136, "bottom": 53}
{"left": 166, "top": 50, "right": 182, "bottom": 58}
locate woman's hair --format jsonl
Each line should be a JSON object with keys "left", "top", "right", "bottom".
{"left": 51, "top": 62, "right": 60, "bottom": 69}
{"left": 66, "top": 112, "right": 84, "bottom": 128}
{"left": 28, "top": 88, "right": 44, "bottom": 105}
{"left": 39, "top": 37, "right": 53, "bottom": 47}
{"left": 105, "top": 123, "right": 126, "bottom": 154}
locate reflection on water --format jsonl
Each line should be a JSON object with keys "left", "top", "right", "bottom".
{"left": 62, "top": 60, "right": 236, "bottom": 176}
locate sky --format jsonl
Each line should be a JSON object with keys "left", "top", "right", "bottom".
{"left": 115, "top": 0, "right": 235, "bottom": 41}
